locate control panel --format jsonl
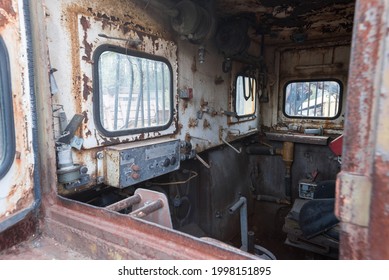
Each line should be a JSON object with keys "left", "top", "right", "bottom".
{"left": 298, "top": 180, "right": 336, "bottom": 200}
{"left": 298, "top": 181, "right": 317, "bottom": 199}
{"left": 104, "top": 139, "right": 180, "bottom": 188}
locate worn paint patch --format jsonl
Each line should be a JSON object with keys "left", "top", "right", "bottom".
{"left": 80, "top": 16, "right": 93, "bottom": 63}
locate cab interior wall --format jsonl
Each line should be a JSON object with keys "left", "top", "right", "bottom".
{"left": 44, "top": 0, "right": 353, "bottom": 259}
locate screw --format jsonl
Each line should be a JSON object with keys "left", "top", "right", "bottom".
{"left": 96, "top": 152, "right": 104, "bottom": 160}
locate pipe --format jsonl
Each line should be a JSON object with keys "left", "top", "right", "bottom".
{"left": 130, "top": 199, "right": 164, "bottom": 218}
{"left": 140, "top": 0, "right": 179, "bottom": 18}
{"left": 256, "top": 194, "right": 291, "bottom": 205}
{"left": 222, "top": 137, "right": 241, "bottom": 154}
{"left": 247, "top": 231, "right": 255, "bottom": 254}
{"left": 280, "top": 142, "right": 294, "bottom": 198}
{"left": 229, "top": 197, "right": 248, "bottom": 252}
{"left": 105, "top": 194, "right": 142, "bottom": 212}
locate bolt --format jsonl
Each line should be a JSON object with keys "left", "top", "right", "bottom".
{"left": 80, "top": 166, "right": 88, "bottom": 174}
{"left": 96, "top": 176, "right": 104, "bottom": 184}
{"left": 96, "top": 152, "right": 104, "bottom": 160}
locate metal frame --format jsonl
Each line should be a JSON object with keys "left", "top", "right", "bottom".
{"left": 282, "top": 78, "right": 343, "bottom": 120}
{"left": 233, "top": 73, "right": 257, "bottom": 119}
{"left": 0, "top": 37, "right": 15, "bottom": 179}
{"left": 92, "top": 44, "right": 174, "bottom": 137}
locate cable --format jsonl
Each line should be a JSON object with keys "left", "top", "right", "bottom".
{"left": 151, "top": 170, "right": 198, "bottom": 186}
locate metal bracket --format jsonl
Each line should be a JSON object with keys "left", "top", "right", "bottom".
{"left": 96, "top": 151, "right": 105, "bottom": 185}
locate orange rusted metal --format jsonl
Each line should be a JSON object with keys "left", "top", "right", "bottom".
{"left": 337, "top": 0, "right": 389, "bottom": 260}
{"left": 0, "top": 0, "right": 37, "bottom": 228}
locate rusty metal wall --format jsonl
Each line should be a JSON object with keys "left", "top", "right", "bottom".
{"left": 43, "top": 0, "right": 260, "bottom": 192}
{"left": 0, "top": 0, "right": 38, "bottom": 229}
{"left": 261, "top": 43, "right": 350, "bottom": 132}
{"left": 196, "top": 143, "right": 254, "bottom": 242}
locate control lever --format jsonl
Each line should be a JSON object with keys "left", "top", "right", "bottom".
{"left": 56, "top": 114, "right": 85, "bottom": 145}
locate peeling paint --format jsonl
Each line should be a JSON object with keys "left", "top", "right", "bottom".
{"left": 82, "top": 74, "right": 92, "bottom": 101}
{"left": 0, "top": 0, "right": 16, "bottom": 29}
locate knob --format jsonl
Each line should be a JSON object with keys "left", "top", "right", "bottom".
{"left": 162, "top": 158, "right": 170, "bottom": 167}
{"left": 131, "top": 164, "right": 141, "bottom": 171}
{"left": 170, "top": 156, "right": 177, "bottom": 165}
{"left": 131, "top": 172, "right": 140, "bottom": 180}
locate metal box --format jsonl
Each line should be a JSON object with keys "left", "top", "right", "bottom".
{"left": 104, "top": 139, "right": 180, "bottom": 188}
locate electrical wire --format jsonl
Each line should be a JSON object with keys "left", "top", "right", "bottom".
{"left": 151, "top": 170, "right": 198, "bottom": 186}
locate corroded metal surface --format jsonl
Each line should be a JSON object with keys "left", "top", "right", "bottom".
{"left": 216, "top": 0, "right": 354, "bottom": 44}
{"left": 341, "top": 0, "right": 384, "bottom": 175}
{"left": 368, "top": 3, "right": 389, "bottom": 258}
{"left": 337, "top": 0, "right": 389, "bottom": 260}
{"left": 44, "top": 198, "right": 259, "bottom": 260}
{"left": 265, "top": 132, "right": 329, "bottom": 145}
{"left": 0, "top": 0, "right": 37, "bottom": 226}
{"left": 0, "top": 213, "right": 37, "bottom": 253}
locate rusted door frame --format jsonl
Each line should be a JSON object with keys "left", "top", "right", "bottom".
{"left": 336, "top": 0, "right": 389, "bottom": 259}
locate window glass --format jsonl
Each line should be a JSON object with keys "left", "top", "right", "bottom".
{"left": 0, "top": 37, "right": 15, "bottom": 179}
{"left": 284, "top": 80, "right": 341, "bottom": 118}
{"left": 96, "top": 49, "right": 173, "bottom": 134}
{"left": 235, "top": 75, "right": 256, "bottom": 117}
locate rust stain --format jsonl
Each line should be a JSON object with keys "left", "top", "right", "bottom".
{"left": 0, "top": 0, "right": 16, "bottom": 29}
{"left": 82, "top": 74, "right": 92, "bottom": 101}
{"left": 188, "top": 118, "right": 198, "bottom": 128}
{"left": 80, "top": 16, "right": 93, "bottom": 63}
{"left": 64, "top": 5, "right": 85, "bottom": 115}
{"left": 191, "top": 55, "right": 197, "bottom": 72}
{"left": 339, "top": 224, "right": 369, "bottom": 259}
{"left": 176, "top": 122, "right": 183, "bottom": 134}
{"left": 100, "top": 136, "right": 121, "bottom": 146}
{"left": 203, "top": 118, "right": 211, "bottom": 129}
{"left": 82, "top": 110, "right": 89, "bottom": 123}
{"left": 369, "top": 155, "right": 389, "bottom": 259}
{"left": 0, "top": 213, "right": 37, "bottom": 253}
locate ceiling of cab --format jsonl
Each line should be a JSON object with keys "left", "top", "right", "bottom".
{"left": 135, "top": 0, "right": 355, "bottom": 45}
{"left": 214, "top": 0, "right": 355, "bottom": 44}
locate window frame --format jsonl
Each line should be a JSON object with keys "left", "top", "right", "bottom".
{"left": 93, "top": 44, "right": 174, "bottom": 137}
{"left": 282, "top": 79, "right": 343, "bottom": 120}
{"left": 0, "top": 37, "right": 15, "bottom": 179}
{"left": 233, "top": 73, "right": 257, "bottom": 119}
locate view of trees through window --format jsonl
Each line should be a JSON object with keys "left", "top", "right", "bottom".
{"left": 98, "top": 51, "right": 172, "bottom": 132}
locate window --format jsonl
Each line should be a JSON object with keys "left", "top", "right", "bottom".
{"left": 235, "top": 74, "right": 256, "bottom": 117}
{"left": 0, "top": 37, "right": 15, "bottom": 179}
{"left": 284, "top": 80, "right": 342, "bottom": 119}
{"left": 94, "top": 46, "right": 173, "bottom": 136}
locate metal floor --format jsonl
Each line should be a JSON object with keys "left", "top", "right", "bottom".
{"left": 0, "top": 233, "right": 89, "bottom": 260}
